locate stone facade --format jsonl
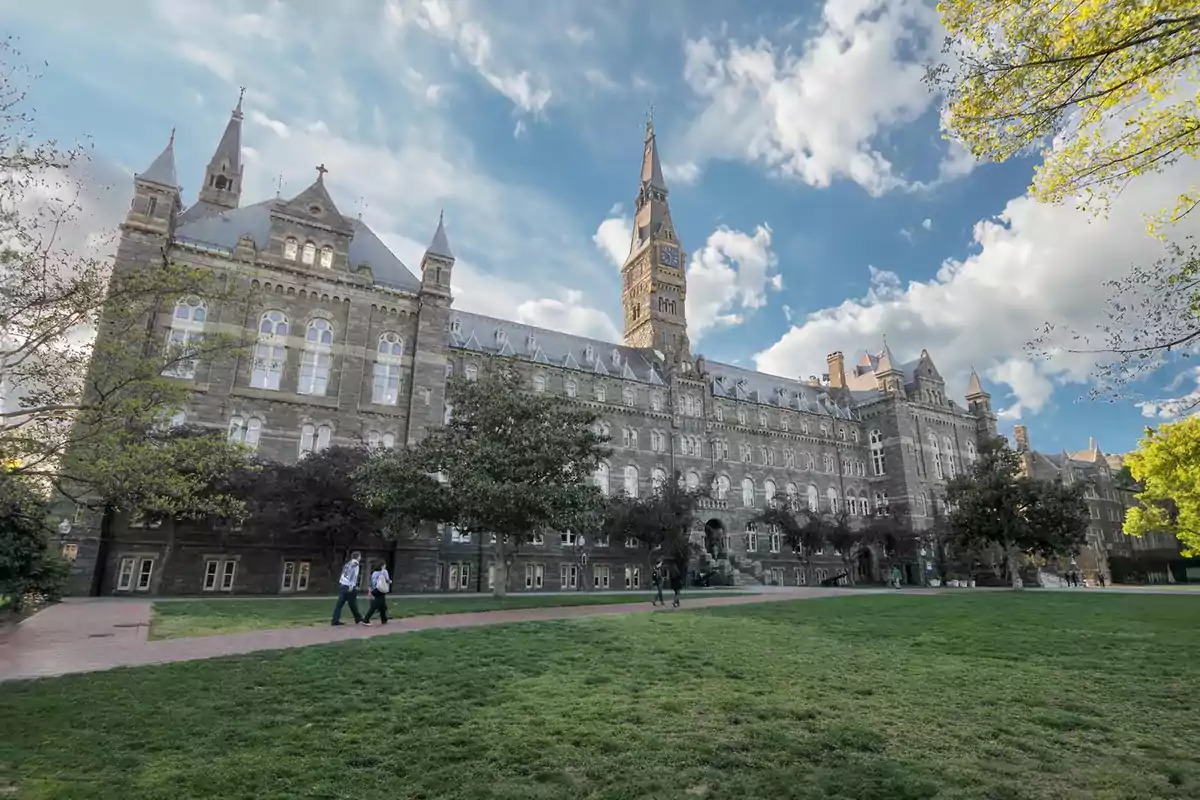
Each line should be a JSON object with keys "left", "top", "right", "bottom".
{"left": 1013, "top": 426, "right": 1183, "bottom": 583}
{"left": 59, "top": 98, "right": 998, "bottom": 596}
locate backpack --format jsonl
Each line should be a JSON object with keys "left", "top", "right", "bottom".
{"left": 376, "top": 573, "right": 391, "bottom": 593}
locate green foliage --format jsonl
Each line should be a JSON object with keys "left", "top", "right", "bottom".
{"left": 1124, "top": 416, "right": 1200, "bottom": 555}
{"left": 0, "top": 474, "right": 68, "bottom": 611}
{"left": 606, "top": 471, "right": 710, "bottom": 575}
{"left": 946, "top": 437, "right": 1091, "bottom": 582}
{"left": 358, "top": 365, "right": 609, "bottom": 596}
{"left": 754, "top": 498, "right": 828, "bottom": 564}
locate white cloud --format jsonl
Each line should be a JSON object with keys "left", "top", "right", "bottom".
{"left": 663, "top": 161, "right": 702, "bottom": 186}
{"left": 1137, "top": 367, "right": 1200, "bottom": 420}
{"left": 685, "top": 225, "right": 780, "bottom": 342}
{"left": 754, "top": 156, "right": 1200, "bottom": 417}
{"left": 583, "top": 69, "right": 619, "bottom": 92}
{"left": 921, "top": 218, "right": 932, "bottom": 230}
{"left": 678, "top": 0, "right": 943, "bottom": 196}
{"left": 592, "top": 209, "right": 632, "bottom": 268}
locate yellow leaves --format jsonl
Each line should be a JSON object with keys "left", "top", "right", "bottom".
{"left": 937, "top": 0, "right": 1200, "bottom": 226}
{"left": 1122, "top": 417, "right": 1200, "bottom": 556}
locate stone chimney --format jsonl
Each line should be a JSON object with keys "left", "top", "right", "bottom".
{"left": 826, "top": 351, "right": 846, "bottom": 389}
{"left": 1013, "top": 425, "right": 1030, "bottom": 452}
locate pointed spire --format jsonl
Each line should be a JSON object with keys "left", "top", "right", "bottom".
{"left": 426, "top": 209, "right": 454, "bottom": 260}
{"left": 966, "top": 366, "right": 987, "bottom": 397}
{"left": 197, "top": 90, "right": 245, "bottom": 209}
{"left": 138, "top": 130, "right": 179, "bottom": 189}
{"left": 876, "top": 337, "right": 899, "bottom": 374}
{"left": 640, "top": 104, "right": 666, "bottom": 190}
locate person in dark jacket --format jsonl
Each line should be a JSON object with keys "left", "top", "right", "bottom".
{"left": 651, "top": 561, "right": 665, "bottom": 606}
{"left": 363, "top": 561, "right": 391, "bottom": 625}
{"left": 668, "top": 562, "right": 683, "bottom": 608}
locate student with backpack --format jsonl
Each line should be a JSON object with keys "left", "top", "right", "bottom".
{"left": 651, "top": 561, "right": 665, "bottom": 606}
{"left": 364, "top": 561, "right": 392, "bottom": 625}
{"left": 331, "top": 551, "right": 367, "bottom": 626}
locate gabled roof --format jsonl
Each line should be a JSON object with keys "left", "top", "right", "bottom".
{"left": 173, "top": 199, "right": 420, "bottom": 292}
{"left": 139, "top": 136, "right": 179, "bottom": 189}
{"left": 426, "top": 211, "right": 454, "bottom": 260}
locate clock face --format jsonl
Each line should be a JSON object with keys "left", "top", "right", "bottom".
{"left": 659, "top": 246, "right": 680, "bottom": 268}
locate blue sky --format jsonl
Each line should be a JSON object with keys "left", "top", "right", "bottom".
{"left": 6, "top": 0, "right": 1199, "bottom": 457}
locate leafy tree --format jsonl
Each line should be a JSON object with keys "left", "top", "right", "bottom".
{"left": 0, "top": 41, "right": 252, "bottom": 518}
{"left": 239, "top": 445, "right": 381, "bottom": 573}
{"left": 0, "top": 473, "right": 68, "bottom": 612}
{"left": 825, "top": 509, "right": 864, "bottom": 585}
{"left": 929, "top": 1, "right": 1200, "bottom": 231}
{"left": 608, "top": 471, "right": 709, "bottom": 580}
{"left": 364, "top": 366, "right": 608, "bottom": 598}
{"left": 1123, "top": 416, "right": 1200, "bottom": 555}
{"left": 754, "top": 497, "right": 827, "bottom": 567}
{"left": 946, "top": 437, "right": 1090, "bottom": 587}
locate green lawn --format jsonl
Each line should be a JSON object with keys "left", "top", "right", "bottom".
{"left": 2, "top": 593, "right": 1198, "bottom": 799}
{"left": 148, "top": 591, "right": 745, "bottom": 639}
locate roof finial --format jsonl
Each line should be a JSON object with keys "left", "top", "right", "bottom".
{"left": 235, "top": 86, "right": 246, "bottom": 114}
{"left": 439, "top": 207, "right": 445, "bottom": 225}
{"left": 315, "top": 163, "right": 328, "bottom": 181}
{"left": 168, "top": 126, "right": 176, "bottom": 147}
{"left": 645, "top": 103, "right": 656, "bottom": 138}
{"left": 275, "top": 172, "right": 283, "bottom": 198}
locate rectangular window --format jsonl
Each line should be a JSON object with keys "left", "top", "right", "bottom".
{"left": 747, "top": 533, "right": 759, "bottom": 552}
{"left": 281, "top": 561, "right": 296, "bottom": 591}
{"left": 593, "top": 565, "right": 611, "bottom": 589}
{"left": 165, "top": 329, "right": 204, "bottom": 379}
{"left": 770, "top": 567, "right": 784, "bottom": 585}
{"left": 447, "top": 563, "right": 471, "bottom": 590}
{"left": 297, "top": 561, "right": 311, "bottom": 591}
{"left": 298, "top": 351, "right": 331, "bottom": 396}
{"left": 203, "top": 559, "right": 220, "bottom": 591}
{"left": 136, "top": 558, "right": 154, "bottom": 592}
{"left": 525, "top": 564, "right": 544, "bottom": 590}
{"left": 221, "top": 560, "right": 237, "bottom": 592}
{"left": 372, "top": 362, "right": 402, "bottom": 405}
{"left": 770, "top": 533, "right": 781, "bottom": 554}
{"left": 560, "top": 563, "right": 578, "bottom": 589}
{"left": 624, "top": 566, "right": 641, "bottom": 589}
{"left": 250, "top": 343, "right": 285, "bottom": 390}
{"left": 624, "top": 536, "right": 639, "bottom": 549}
{"left": 531, "top": 533, "right": 545, "bottom": 546}
{"left": 60, "top": 543, "right": 78, "bottom": 562}
{"left": 795, "top": 568, "right": 807, "bottom": 586}
{"left": 487, "top": 564, "right": 495, "bottom": 590}
{"left": 561, "top": 532, "right": 579, "bottom": 547}
{"left": 449, "top": 526, "right": 471, "bottom": 544}
{"left": 117, "top": 557, "right": 135, "bottom": 591}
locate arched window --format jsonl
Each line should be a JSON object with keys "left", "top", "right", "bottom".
{"left": 251, "top": 311, "right": 288, "bottom": 390}
{"left": 806, "top": 484, "right": 819, "bottom": 512}
{"left": 650, "top": 393, "right": 663, "bottom": 412}
{"left": 624, "top": 465, "right": 639, "bottom": 498}
{"left": 686, "top": 471, "right": 700, "bottom": 490}
{"left": 227, "top": 416, "right": 262, "bottom": 450}
{"left": 737, "top": 408, "right": 748, "bottom": 425}
{"left": 764, "top": 480, "right": 777, "bottom": 504}
{"left": 827, "top": 487, "right": 839, "bottom": 513}
{"left": 301, "top": 241, "right": 316, "bottom": 265}
{"left": 851, "top": 429, "right": 859, "bottom": 443}
{"left": 870, "top": 429, "right": 885, "bottom": 476}
{"left": 651, "top": 468, "right": 668, "bottom": 493}
{"left": 780, "top": 415, "right": 789, "bottom": 431}
{"left": 742, "top": 477, "right": 755, "bottom": 507}
{"left": 464, "top": 364, "right": 478, "bottom": 382}
{"left": 823, "top": 453, "right": 835, "bottom": 472}
{"left": 382, "top": 432, "right": 395, "bottom": 449}
{"left": 373, "top": 332, "right": 404, "bottom": 405}
{"left": 594, "top": 383, "right": 606, "bottom": 402}
{"left": 565, "top": 379, "right": 577, "bottom": 398}
{"left": 593, "top": 462, "right": 610, "bottom": 496}
{"left": 804, "top": 452, "right": 815, "bottom": 471}
{"left": 298, "top": 319, "right": 334, "bottom": 396}
{"left": 786, "top": 482, "right": 798, "bottom": 501}
{"left": 784, "top": 448, "right": 795, "bottom": 468}
{"left": 284, "top": 238, "right": 298, "bottom": 260}
{"left": 929, "top": 433, "right": 943, "bottom": 480}
{"left": 943, "top": 436, "right": 956, "bottom": 479}
{"left": 966, "top": 440, "right": 977, "bottom": 463}
{"left": 533, "top": 374, "right": 547, "bottom": 393}
{"left": 838, "top": 426, "right": 847, "bottom": 441}
{"left": 622, "top": 386, "right": 635, "bottom": 406}
{"left": 629, "top": 428, "right": 639, "bottom": 449}
{"left": 167, "top": 296, "right": 207, "bottom": 379}
{"left": 319, "top": 245, "right": 333, "bottom": 268}
{"left": 299, "top": 423, "right": 333, "bottom": 457}
{"left": 715, "top": 475, "right": 730, "bottom": 500}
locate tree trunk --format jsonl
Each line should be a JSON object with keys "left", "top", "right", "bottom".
{"left": 1006, "top": 547, "right": 1023, "bottom": 589}
{"left": 492, "top": 538, "right": 509, "bottom": 598}
{"left": 90, "top": 503, "right": 116, "bottom": 597}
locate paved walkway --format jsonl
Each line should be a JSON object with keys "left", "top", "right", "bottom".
{"left": 0, "top": 589, "right": 885, "bottom": 683}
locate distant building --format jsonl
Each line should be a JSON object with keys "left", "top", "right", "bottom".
{"left": 1013, "top": 426, "right": 1184, "bottom": 583}
{"left": 59, "top": 97, "right": 997, "bottom": 596}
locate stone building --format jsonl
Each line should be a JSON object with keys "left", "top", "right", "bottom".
{"left": 59, "top": 95, "right": 996, "bottom": 596}
{"left": 1013, "top": 426, "right": 1183, "bottom": 583}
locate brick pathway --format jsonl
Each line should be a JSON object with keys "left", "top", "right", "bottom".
{"left": 0, "top": 589, "right": 883, "bottom": 683}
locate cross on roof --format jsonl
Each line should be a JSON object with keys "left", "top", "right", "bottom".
{"left": 645, "top": 103, "right": 656, "bottom": 135}
{"left": 316, "top": 164, "right": 328, "bottom": 180}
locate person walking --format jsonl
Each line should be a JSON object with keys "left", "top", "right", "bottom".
{"left": 668, "top": 561, "right": 683, "bottom": 608}
{"left": 363, "top": 561, "right": 391, "bottom": 625}
{"left": 331, "top": 551, "right": 368, "bottom": 626}
{"left": 651, "top": 561, "right": 665, "bottom": 606}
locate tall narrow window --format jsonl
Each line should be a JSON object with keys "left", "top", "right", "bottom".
{"left": 827, "top": 488, "right": 840, "bottom": 513}
{"left": 622, "top": 386, "right": 635, "bottom": 406}
{"left": 228, "top": 416, "right": 263, "bottom": 451}
{"left": 929, "top": 433, "right": 943, "bottom": 480}
{"left": 373, "top": 332, "right": 404, "bottom": 405}
{"left": 594, "top": 462, "right": 610, "bottom": 495}
{"left": 624, "top": 465, "right": 639, "bottom": 498}
{"left": 166, "top": 296, "right": 207, "bottom": 379}
{"left": 943, "top": 436, "right": 956, "bottom": 479}
{"left": 464, "top": 364, "right": 478, "bottom": 382}
{"left": 319, "top": 245, "right": 333, "bottom": 268}
{"left": 533, "top": 374, "right": 547, "bottom": 393}
{"left": 284, "top": 238, "right": 298, "bottom": 260}
{"left": 651, "top": 468, "right": 668, "bottom": 493}
{"left": 301, "top": 241, "right": 316, "bottom": 265}
{"left": 742, "top": 478, "right": 755, "bottom": 507}
{"left": 715, "top": 475, "right": 730, "bottom": 500}
{"left": 565, "top": 379, "right": 577, "bottom": 398}
{"left": 806, "top": 484, "right": 820, "bottom": 512}
{"left": 300, "top": 424, "right": 333, "bottom": 457}
{"left": 299, "top": 319, "right": 334, "bottom": 396}
{"left": 251, "top": 311, "right": 288, "bottom": 390}
{"left": 764, "top": 480, "right": 777, "bottom": 504}
{"left": 870, "top": 429, "right": 885, "bottom": 476}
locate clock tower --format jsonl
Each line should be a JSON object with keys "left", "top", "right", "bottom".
{"left": 621, "top": 115, "right": 691, "bottom": 361}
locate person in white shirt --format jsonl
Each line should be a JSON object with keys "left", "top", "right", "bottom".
{"left": 363, "top": 561, "right": 392, "bottom": 624}
{"left": 331, "top": 551, "right": 368, "bottom": 626}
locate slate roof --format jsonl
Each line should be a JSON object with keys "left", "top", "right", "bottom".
{"left": 139, "top": 140, "right": 178, "bottom": 188}
{"left": 706, "top": 359, "right": 860, "bottom": 419}
{"left": 173, "top": 200, "right": 422, "bottom": 292}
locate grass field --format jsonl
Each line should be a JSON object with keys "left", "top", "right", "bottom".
{"left": 148, "top": 591, "right": 745, "bottom": 639}
{"left": 2, "top": 593, "right": 1197, "bottom": 799}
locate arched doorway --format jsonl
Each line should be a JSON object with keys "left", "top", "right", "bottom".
{"left": 856, "top": 547, "right": 876, "bottom": 583}
{"left": 703, "top": 519, "right": 726, "bottom": 558}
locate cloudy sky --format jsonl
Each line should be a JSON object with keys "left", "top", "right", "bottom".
{"left": 6, "top": 0, "right": 1198, "bottom": 456}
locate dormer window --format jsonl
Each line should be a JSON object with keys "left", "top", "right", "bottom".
{"left": 450, "top": 318, "right": 461, "bottom": 334}
{"left": 611, "top": 349, "right": 621, "bottom": 368}
{"left": 301, "top": 242, "right": 316, "bottom": 265}
{"left": 496, "top": 330, "right": 508, "bottom": 346}
{"left": 526, "top": 333, "right": 537, "bottom": 351}
{"left": 284, "top": 238, "right": 298, "bottom": 260}
{"left": 319, "top": 246, "right": 333, "bottom": 268}
{"left": 584, "top": 345, "right": 595, "bottom": 363}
